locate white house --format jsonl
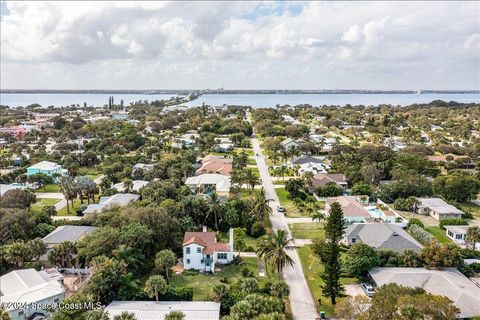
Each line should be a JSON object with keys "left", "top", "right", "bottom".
{"left": 112, "top": 180, "right": 149, "bottom": 192}
{"left": 105, "top": 301, "right": 220, "bottom": 320}
{"left": 444, "top": 225, "right": 479, "bottom": 250}
{"left": 83, "top": 193, "right": 140, "bottom": 215}
{"left": 26, "top": 161, "right": 67, "bottom": 177}
{"left": 182, "top": 227, "right": 234, "bottom": 273}
{"left": 0, "top": 269, "right": 65, "bottom": 320}
{"left": 415, "top": 198, "right": 464, "bottom": 220}
{"left": 185, "top": 174, "right": 231, "bottom": 196}
{"left": 280, "top": 138, "right": 300, "bottom": 151}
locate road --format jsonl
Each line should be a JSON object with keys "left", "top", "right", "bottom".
{"left": 251, "top": 133, "right": 319, "bottom": 320}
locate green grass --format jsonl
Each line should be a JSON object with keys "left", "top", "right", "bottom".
{"left": 457, "top": 202, "right": 480, "bottom": 219}
{"left": 218, "top": 232, "right": 259, "bottom": 251}
{"left": 247, "top": 166, "right": 260, "bottom": 176}
{"left": 235, "top": 148, "right": 254, "bottom": 156}
{"left": 34, "top": 184, "right": 61, "bottom": 193}
{"left": 247, "top": 157, "right": 257, "bottom": 165}
{"left": 425, "top": 226, "right": 451, "bottom": 244}
{"left": 31, "top": 198, "right": 59, "bottom": 213}
{"left": 297, "top": 245, "right": 359, "bottom": 317}
{"left": 275, "top": 187, "right": 307, "bottom": 217}
{"left": 170, "top": 257, "right": 263, "bottom": 300}
{"left": 56, "top": 199, "right": 84, "bottom": 216}
{"left": 290, "top": 223, "right": 324, "bottom": 240}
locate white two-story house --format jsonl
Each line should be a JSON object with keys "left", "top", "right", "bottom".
{"left": 182, "top": 227, "right": 234, "bottom": 273}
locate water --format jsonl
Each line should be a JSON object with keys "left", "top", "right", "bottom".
{"left": 0, "top": 92, "right": 479, "bottom": 108}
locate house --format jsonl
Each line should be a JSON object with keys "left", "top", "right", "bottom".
{"left": 133, "top": 163, "right": 155, "bottom": 173}
{"left": 173, "top": 131, "right": 200, "bottom": 149}
{"left": 185, "top": 174, "right": 231, "bottom": 196}
{"left": 0, "top": 127, "right": 26, "bottom": 140}
{"left": 444, "top": 225, "right": 478, "bottom": 249}
{"left": 0, "top": 183, "right": 27, "bottom": 196}
{"left": 311, "top": 173, "right": 347, "bottom": 190}
{"left": 33, "top": 113, "right": 60, "bottom": 124}
{"left": 83, "top": 193, "right": 140, "bottom": 215}
{"left": 111, "top": 111, "right": 129, "bottom": 120}
{"left": 196, "top": 155, "right": 233, "bottom": 176}
{"left": 325, "top": 196, "right": 397, "bottom": 223}
{"left": 369, "top": 267, "right": 480, "bottom": 318}
{"left": 280, "top": 138, "right": 301, "bottom": 151}
{"left": 415, "top": 198, "right": 464, "bottom": 220}
{"left": 0, "top": 268, "right": 65, "bottom": 320}
{"left": 290, "top": 155, "right": 327, "bottom": 166}
{"left": 41, "top": 225, "right": 97, "bottom": 261}
{"left": 112, "top": 180, "right": 149, "bottom": 192}
{"left": 343, "top": 223, "right": 422, "bottom": 252}
{"left": 105, "top": 301, "right": 220, "bottom": 320}
{"left": 26, "top": 161, "right": 67, "bottom": 177}
{"left": 297, "top": 162, "right": 329, "bottom": 175}
{"left": 183, "top": 227, "right": 234, "bottom": 273}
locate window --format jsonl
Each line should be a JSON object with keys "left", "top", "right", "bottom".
{"left": 186, "top": 247, "right": 190, "bottom": 254}
{"left": 218, "top": 253, "right": 227, "bottom": 260}
{"left": 197, "top": 247, "right": 202, "bottom": 253}
{"left": 186, "top": 259, "right": 190, "bottom": 264}
{"left": 351, "top": 238, "right": 356, "bottom": 243}
{"left": 456, "top": 234, "right": 464, "bottom": 240}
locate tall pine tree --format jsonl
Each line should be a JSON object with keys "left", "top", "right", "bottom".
{"left": 319, "top": 202, "right": 345, "bottom": 304}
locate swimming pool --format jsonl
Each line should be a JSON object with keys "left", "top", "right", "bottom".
{"left": 366, "top": 206, "right": 385, "bottom": 218}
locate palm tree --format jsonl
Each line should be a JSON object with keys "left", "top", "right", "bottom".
{"left": 123, "top": 178, "right": 134, "bottom": 193}
{"left": 205, "top": 192, "right": 225, "bottom": 230}
{"left": 302, "top": 171, "right": 314, "bottom": 189}
{"left": 256, "top": 230, "right": 295, "bottom": 275}
{"left": 249, "top": 190, "right": 272, "bottom": 222}
{"left": 165, "top": 311, "right": 185, "bottom": 320}
{"left": 466, "top": 226, "right": 480, "bottom": 250}
{"left": 155, "top": 249, "right": 176, "bottom": 284}
{"left": 58, "top": 176, "right": 78, "bottom": 214}
{"left": 144, "top": 275, "right": 167, "bottom": 301}
{"left": 113, "top": 312, "right": 137, "bottom": 320}
{"left": 243, "top": 168, "right": 260, "bottom": 190}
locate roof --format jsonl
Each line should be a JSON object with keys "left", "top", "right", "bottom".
{"left": 185, "top": 174, "right": 231, "bottom": 193}
{"left": 105, "top": 301, "right": 220, "bottom": 320}
{"left": 326, "top": 196, "right": 371, "bottom": 218}
{"left": 27, "top": 160, "right": 60, "bottom": 171}
{"left": 83, "top": 193, "right": 140, "bottom": 214}
{"left": 196, "top": 156, "right": 232, "bottom": 176}
{"left": 344, "top": 223, "right": 422, "bottom": 252}
{"left": 0, "top": 269, "right": 64, "bottom": 310}
{"left": 112, "top": 180, "right": 149, "bottom": 192}
{"left": 444, "top": 225, "right": 469, "bottom": 234}
{"left": 369, "top": 267, "right": 480, "bottom": 318}
{"left": 312, "top": 173, "right": 347, "bottom": 188}
{"left": 417, "top": 198, "right": 464, "bottom": 215}
{"left": 183, "top": 232, "right": 216, "bottom": 254}
{"left": 42, "top": 225, "right": 97, "bottom": 244}
{"left": 281, "top": 138, "right": 300, "bottom": 146}
{"left": 292, "top": 156, "right": 324, "bottom": 165}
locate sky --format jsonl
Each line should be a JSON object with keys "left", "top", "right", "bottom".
{"left": 1, "top": 1, "right": 479, "bottom": 90}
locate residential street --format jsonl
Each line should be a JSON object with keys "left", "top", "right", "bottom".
{"left": 251, "top": 132, "right": 319, "bottom": 320}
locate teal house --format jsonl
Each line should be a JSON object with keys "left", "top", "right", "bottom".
{"left": 27, "top": 161, "right": 66, "bottom": 177}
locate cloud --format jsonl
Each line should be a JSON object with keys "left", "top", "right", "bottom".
{"left": 1, "top": 1, "right": 479, "bottom": 89}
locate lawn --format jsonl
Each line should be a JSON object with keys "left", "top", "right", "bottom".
{"left": 297, "top": 245, "right": 359, "bottom": 317}
{"left": 78, "top": 166, "right": 102, "bottom": 179}
{"left": 290, "top": 223, "right": 324, "bottom": 240}
{"left": 425, "top": 226, "right": 451, "bottom": 244}
{"left": 218, "top": 232, "right": 259, "bottom": 252}
{"left": 247, "top": 157, "right": 257, "bottom": 165}
{"left": 34, "top": 184, "right": 61, "bottom": 193}
{"left": 457, "top": 202, "right": 480, "bottom": 219}
{"left": 275, "top": 187, "right": 306, "bottom": 217}
{"left": 170, "top": 257, "right": 263, "bottom": 300}
{"left": 31, "top": 198, "right": 60, "bottom": 213}
{"left": 235, "top": 148, "right": 254, "bottom": 157}
{"left": 56, "top": 198, "right": 84, "bottom": 216}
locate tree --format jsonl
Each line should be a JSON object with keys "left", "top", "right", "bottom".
{"left": 402, "top": 249, "right": 422, "bottom": 267}
{"left": 155, "top": 249, "right": 176, "bottom": 284}
{"left": 123, "top": 178, "right": 134, "bottom": 193}
{"left": 265, "top": 280, "right": 289, "bottom": 298}
{"left": 465, "top": 226, "right": 480, "bottom": 250}
{"left": 210, "top": 283, "right": 229, "bottom": 302}
{"left": 205, "top": 192, "right": 225, "bottom": 230}
{"left": 421, "top": 240, "right": 458, "bottom": 269}
{"left": 335, "top": 295, "right": 370, "bottom": 320}
{"left": 42, "top": 205, "right": 57, "bottom": 217}
{"left": 316, "top": 202, "right": 345, "bottom": 304}
{"left": 48, "top": 241, "right": 76, "bottom": 268}
{"left": 27, "top": 238, "right": 47, "bottom": 261}
{"left": 433, "top": 173, "right": 480, "bottom": 203}
{"left": 0, "top": 308, "right": 11, "bottom": 320}
{"left": 249, "top": 190, "right": 272, "bottom": 222}
{"left": 144, "top": 275, "right": 168, "bottom": 301}
{"left": 3, "top": 241, "right": 32, "bottom": 267}
{"left": 113, "top": 312, "right": 137, "bottom": 320}
{"left": 256, "top": 230, "right": 294, "bottom": 275}
{"left": 84, "top": 310, "right": 110, "bottom": 320}
{"left": 165, "top": 311, "right": 185, "bottom": 320}
{"left": 58, "top": 176, "right": 78, "bottom": 214}
{"left": 0, "top": 189, "right": 36, "bottom": 209}
{"left": 344, "top": 243, "right": 379, "bottom": 277}
{"left": 243, "top": 168, "right": 260, "bottom": 190}
{"left": 351, "top": 182, "right": 373, "bottom": 196}
{"left": 241, "top": 277, "right": 259, "bottom": 294}
{"left": 315, "top": 182, "right": 343, "bottom": 197}
{"left": 234, "top": 228, "right": 247, "bottom": 255}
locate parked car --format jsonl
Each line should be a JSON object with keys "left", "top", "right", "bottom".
{"left": 276, "top": 205, "right": 285, "bottom": 212}
{"left": 361, "top": 282, "right": 375, "bottom": 297}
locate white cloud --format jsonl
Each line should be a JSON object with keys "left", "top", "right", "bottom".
{"left": 1, "top": 1, "right": 479, "bottom": 89}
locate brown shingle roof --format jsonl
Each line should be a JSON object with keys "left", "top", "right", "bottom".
{"left": 196, "top": 156, "right": 233, "bottom": 176}
{"left": 311, "top": 173, "right": 347, "bottom": 188}
{"left": 183, "top": 232, "right": 216, "bottom": 254}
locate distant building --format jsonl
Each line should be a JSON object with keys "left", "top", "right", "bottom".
{"left": 41, "top": 225, "right": 97, "bottom": 261}
{"left": 26, "top": 161, "right": 66, "bottom": 177}
{"left": 444, "top": 225, "right": 479, "bottom": 249}
{"left": 280, "top": 138, "right": 301, "bottom": 151}
{"left": 325, "top": 196, "right": 396, "bottom": 223}
{"left": 310, "top": 173, "right": 347, "bottom": 190}
{"left": 185, "top": 174, "right": 231, "bottom": 196}
{"left": 83, "top": 193, "right": 140, "bottom": 215}
{"left": 369, "top": 267, "right": 480, "bottom": 318}
{"left": 105, "top": 301, "right": 220, "bottom": 320}
{"left": 111, "top": 111, "right": 129, "bottom": 120}
{"left": 133, "top": 163, "right": 155, "bottom": 173}
{"left": 33, "top": 113, "right": 60, "bottom": 124}
{"left": 196, "top": 155, "right": 233, "bottom": 176}
{"left": 0, "top": 127, "right": 26, "bottom": 140}
{"left": 183, "top": 227, "right": 234, "bottom": 273}
{"left": 415, "top": 198, "right": 464, "bottom": 220}
{"left": 0, "top": 269, "right": 65, "bottom": 320}
{"left": 343, "top": 223, "right": 422, "bottom": 252}
{"left": 112, "top": 180, "right": 149, "bottom": 192}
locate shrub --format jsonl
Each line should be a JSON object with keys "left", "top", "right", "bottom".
{"left": 439, "top": 218, "right": 469, "bottom": 230}
{"left": 160, "top": 286, "right": 193, "bottom": 301}
{"left": 250, "top": 221, "right": 266, "bottom": 238}
{"left": 243, "top": 245, "right": 255, "bottom": 252}
{"left": 408, "top": 224, "right": 434, "bottom": 245}
{"left": 315, "top": 182, "right": 343, "bottom": 197}
{"left": 240, "top": 265, "right": 253, "bottom": 277}
{"left": 408, "top": 218, "right": 424, "bottom": 229}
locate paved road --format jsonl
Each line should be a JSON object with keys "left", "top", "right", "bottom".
{"left": 251, "top": 133, "right": 319, "bottom": 320}
{"left": 285, "top": 217, "right": 319, "bottom": 224}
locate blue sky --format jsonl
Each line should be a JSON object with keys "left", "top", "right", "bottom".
{"left": 1, "top": 1, "right": 479, "bottom": 90}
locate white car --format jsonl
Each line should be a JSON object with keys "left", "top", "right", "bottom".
{"left": 276, "top": 205, "right": 285, "bottom": 212}
{"left": 361, "top": 283, "right": 375, "bottom": 297}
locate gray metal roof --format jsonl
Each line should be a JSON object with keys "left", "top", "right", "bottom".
{"left": 345, "top": 223, "right": 422, "bottom": 252}
{"left": 369, "top": 267, "right": 480, "bottom": 318}
{"left": 105, "top": 301, "right": 220, "bottom": 320}
{"left": 42, "top": 226, "right": 97, "bottom": 244}
{"left": 417, "top": 198, "right": 464, "bottom": 215}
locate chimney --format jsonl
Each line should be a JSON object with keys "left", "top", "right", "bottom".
{"left": 202, "top": 225, "right": 207, "bottom": 233}
{"left": 229, "top": 228, "right": 234, "bottom": 254}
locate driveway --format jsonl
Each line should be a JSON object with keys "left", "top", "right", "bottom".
{"left": 345, "top": 284, "right": 367, "bottom": 297}
{"left": 251, "top": 130, "right": 319, "bottom": 320}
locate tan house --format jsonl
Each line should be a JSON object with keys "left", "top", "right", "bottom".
{"left": 196, "top": 155, "right": 233, "bottom": 176}
{"left": 415, "top": 198, "right": 464, "bottom": 220}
